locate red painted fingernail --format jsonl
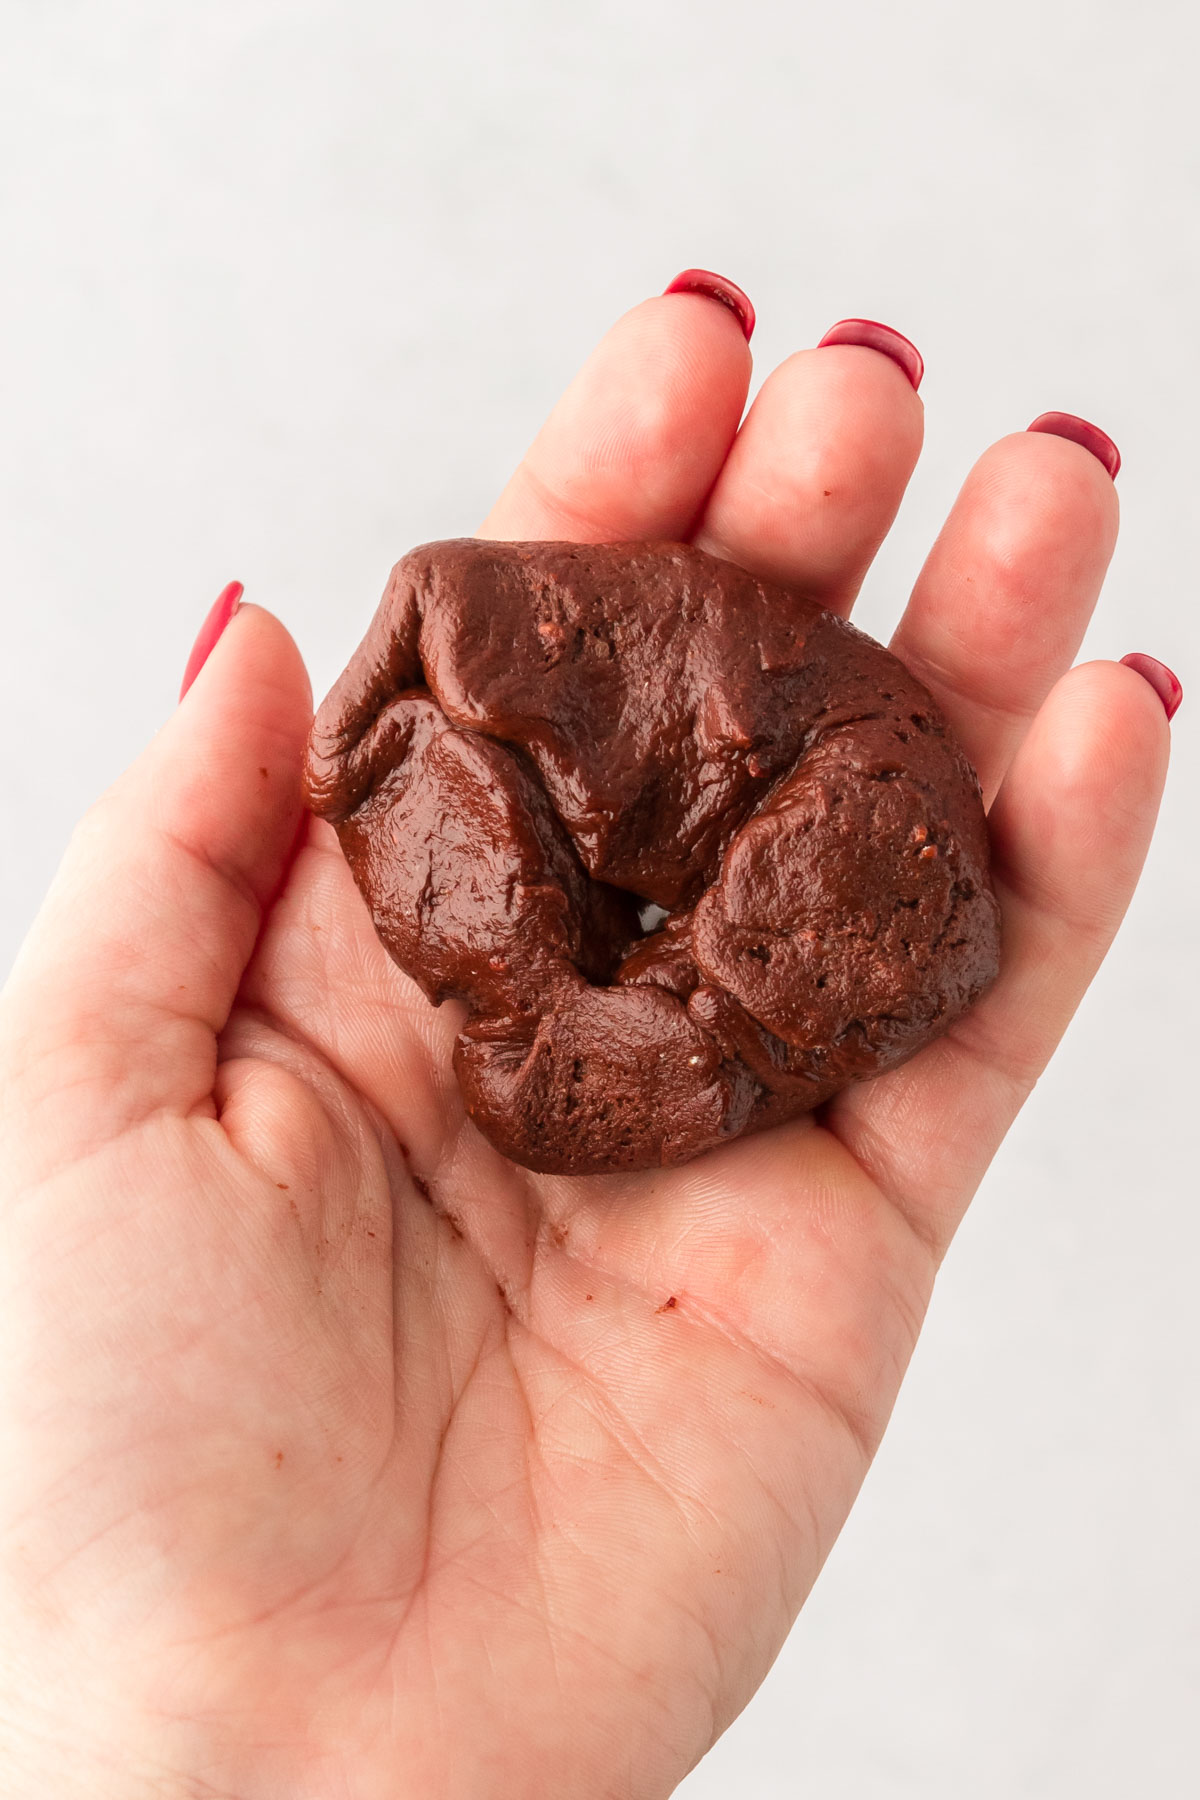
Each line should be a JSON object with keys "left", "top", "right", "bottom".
{"left": 663, "top": 269, "right": 755, "bottom": 342}
{"left": 1120, "top": 653, "right": 1183, "bottom": 722}
{"left": 816, "top": 318, "right": 924, "bottom": 392}
{"left": 1027, "top": 412, "right": 1121, "bottom": 480}
{"left": 179, "top": 581, "right": 243, "bottom": 700}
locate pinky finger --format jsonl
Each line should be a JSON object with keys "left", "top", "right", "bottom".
{"left": 825, "top": 658, "right": 1173, "bottom": 1256}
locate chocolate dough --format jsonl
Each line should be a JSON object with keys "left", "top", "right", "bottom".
{"left": 305, "top": 540, "right": 1000, "bottom": 1175}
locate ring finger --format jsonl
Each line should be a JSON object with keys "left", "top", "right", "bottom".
{"left": 889, "top": 420, "right": 1121, "bottom": 803}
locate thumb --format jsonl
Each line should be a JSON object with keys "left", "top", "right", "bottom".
{"left": 1, "top": 588, "right": 312, "bottom": 1162}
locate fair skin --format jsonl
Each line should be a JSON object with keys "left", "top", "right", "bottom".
{"left": 0, "top": 289, "right": 1171, "bottom": 1799}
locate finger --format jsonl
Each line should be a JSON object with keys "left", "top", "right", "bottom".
{"left": 1, "top": 602, "right": 312, "bottom": 1158}
{"left": 824, "top": 659, "right": 1171, "bottom": 1257}
{"left": 479, "top": 280, "right": 753, "bottom": 542}
{"left": 890, "top": 427, "right": 1120, "bottom": 803}
{"left": 692, "top": 330, "right": 924, "bottom": 613}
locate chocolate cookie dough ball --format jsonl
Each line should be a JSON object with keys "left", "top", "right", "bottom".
{"left": 305, "top": 540, "right": 1000, "bottom": 1175}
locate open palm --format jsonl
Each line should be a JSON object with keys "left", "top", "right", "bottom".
{"left": 0, "top": 287, "right": 1170, "bottom": 1800}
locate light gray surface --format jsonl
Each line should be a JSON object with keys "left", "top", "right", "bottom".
{"left": 1, "top": 2, "right": 1196, "bottom": 1794}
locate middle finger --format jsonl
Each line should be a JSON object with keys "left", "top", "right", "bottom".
{"left": 692, "top": 323, "right": 925, "bottom": 615}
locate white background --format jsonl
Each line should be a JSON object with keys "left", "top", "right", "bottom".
{"left": 1, "top": 2, "right": 1196, "bottom": 1794}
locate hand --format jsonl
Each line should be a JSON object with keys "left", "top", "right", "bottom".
{"left": 0, "top": 285, "right": 1172, "bottom": 1799}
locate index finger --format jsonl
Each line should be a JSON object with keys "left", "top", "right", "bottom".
{"left": 479, "top": 276, "right": 753, "bottom": 543}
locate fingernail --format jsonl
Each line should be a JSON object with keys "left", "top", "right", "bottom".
{"left": 179, "top": 581, "right": 243, "bottom": 700}
{"left": 1120, "top": 652, "right": 1183, "bottom": 722}
{"left": 816, "top": 318, "right": 924, "bottom": 391}
{"left": 663, "top": 269, "right": 755, "bottom": 342}
{"left": 1027, "top": 412, "right": 1121, "bottom": 480}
